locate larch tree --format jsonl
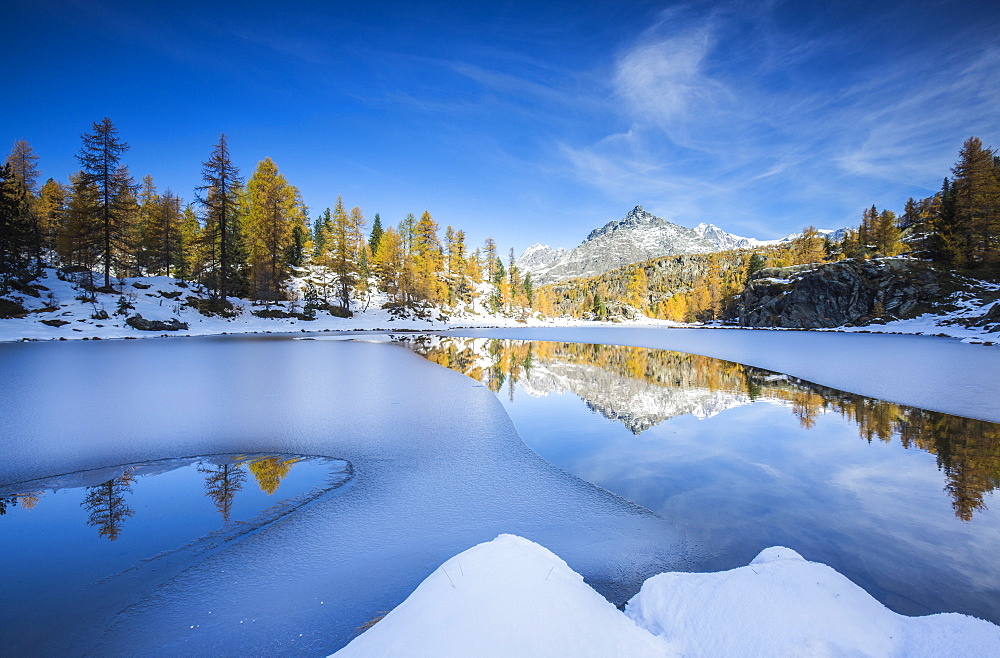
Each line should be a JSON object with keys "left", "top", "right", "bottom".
{"left": 398, "top": 213, "right": 416, "bottom": 254}
{"left": 242, "top": 157, "right": 300, "bottom": 301}
{"left": 197, "top": 134, "right": 244, "bottom": 301}
{"left": 112, "top": 174, "right": 141, "bottom": 277}
{"left": 146, "top": 190, "right": 183, "bottom": 277}
{"left": 248, "top": 457, "right": 296, "bottom": 495}
{"left": 625, "top": 267, "right": 648, "bottom": 310}
{"left": 507, "top": 247, "right": 523, "bottom": 312}
{"left": 372, "top": 225, "right": 404, "bottom": 302}
{"left": 873, "top": 210, "right": 902, "bottom": 256}
{"left": 81, "top": 472, "right": 135, "bottom": 542}
{"left": 57, "top": 171, "right": 101, "bottom": 274}
{"left": 349, "top": 206, "right": 369, "bottom": 306}
{"left": 840, "top": 228, "right": 861, "bottom": 259}
{"left": 791, "top": 226, "right": 826, "bottom": 264}
{"left": 36, "top": 178, "right": 67, "bottom": 259}
{"left": 858, "top": 205, "right": 879, "bottom": 257}
{"left": 136, "top": 174, "right": 159, "bottom": 273}
{"left": 411, "top": 210, "right": 444, "bottom": 304}
{"left": 77, "top": 118, "right": 132, "bottom": 289}
{"left": 951, "top": 136, "right": 1000, "bottom": 268}
{"left": 177, "top": 203, "right": 202, "bottom": 280}
{"left": 324, "top": 195, "right": 362, "bottom": 309}
{"left": 482, "top": 237, "right": 497, "bottom": 281}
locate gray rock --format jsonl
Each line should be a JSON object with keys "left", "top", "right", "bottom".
{"left": 126, "top": 315, "right": 189, "bottom": 331}
{"left": 731, "top": 259, "right": 944, "bottom": 328}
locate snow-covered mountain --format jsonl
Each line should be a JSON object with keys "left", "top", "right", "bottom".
{"left": 781, "top": 227, "right": 850, "bottom": 242}
{"left": 516, "top": 205, "right": 850, "bottom": 285}
{"left": 693, "top": 223, "right": 778, "bottom": 250}
{"left": 515, "top": 244, "right": 568, "bottom": 275}
{"left": 518, "top": 206, "right": 717, "bottom": 285}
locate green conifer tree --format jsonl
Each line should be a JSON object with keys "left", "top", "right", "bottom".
{"left": 197, "top": 134, "right": 244, "bottom": 300}
{"left": 77, "top": 118, "right": 132, "bottom": 289}
{"left": 369, "top": 212, "right": 384, "bottom": 256}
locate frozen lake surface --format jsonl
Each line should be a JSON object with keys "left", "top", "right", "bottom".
{"left": 0, "top": 335, "right": 687, "bottom": 655}
{"left": 1, "top": 453, "right": 351, "bottom": 654}
{"left": 2, "top": 328, "right": 998, "bottom": 654}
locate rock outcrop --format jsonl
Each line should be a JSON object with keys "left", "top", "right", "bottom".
{"left": 125, "top": 315, "right": 189, "bottom": 331}
{"left": 731, "top": 258, "right": 945, "bottom": 328}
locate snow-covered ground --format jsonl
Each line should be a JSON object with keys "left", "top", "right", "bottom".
{"left": 2, "top": 266, "right": 998, "bottom": 344}
{"left": 336, "top": 535, "right": 1000, "bottom": 657}
{"left": 0, "top": 267, "right": 574, "bottom": 341}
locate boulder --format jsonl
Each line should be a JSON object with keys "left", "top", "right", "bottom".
{"left": 125, "top": 315, "right": 189, "bottom": 331}
{"left": 730, "top": 259, "right": 944, "bottom": 329}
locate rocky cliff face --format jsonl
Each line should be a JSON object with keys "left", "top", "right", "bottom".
{"left": 731, "top": 258, "right": 946, "bottom": 328}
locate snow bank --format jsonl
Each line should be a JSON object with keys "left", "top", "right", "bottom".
{"left": 628, "top": 545, "right": 1000, "bottom": 657}
{"left": 336, "top": 537, "right": 1000, "bottom": 658}
{"left": 334, "top": 534, "right": 670, "bottom": 657}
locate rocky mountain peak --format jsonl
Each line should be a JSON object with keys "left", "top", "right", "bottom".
{"left": 585, "top": 205, "right": 662, "bottom": 242}
{"left": 516, "top": 243, "right": 568, "bottom": 273}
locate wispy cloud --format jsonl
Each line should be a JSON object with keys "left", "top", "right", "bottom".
{"left": 556, "top": 1, "right": 1000, "bottom": 236}
{"left": 612, "top": 27, "right": 731, "bottom": 136}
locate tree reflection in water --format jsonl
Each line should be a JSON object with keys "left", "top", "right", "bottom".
{"left": 199, "top": 462, "right": 247, "bottom": 523}
{"left": 248, "top": 456, "right": 301, "bottom": 495}
{"left": 398, "top": 335, "right": 1000, "bottom": 521}
{"left": 81, "top": 470, "right": 136, "bottom": 541}
{"left": 0, "top": 455, "right": 310, "bottom": 539}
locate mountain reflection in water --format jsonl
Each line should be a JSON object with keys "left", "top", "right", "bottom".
{"left": 398, "top": 335, "right": 1000, "bottom": 522}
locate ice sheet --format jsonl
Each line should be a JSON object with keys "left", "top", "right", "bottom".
{"left": 0, "top": 337, "right": 688, "bottom": 655}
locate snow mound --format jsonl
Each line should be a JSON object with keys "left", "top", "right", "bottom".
{"left": 336, "top": 537, "right": 1000, "bottom": 658}
{"left": 627, "top": 545, "right": 1000, "bottom": 658}
{"left": 333, "top": 534, "right": 670, "bottom": 657}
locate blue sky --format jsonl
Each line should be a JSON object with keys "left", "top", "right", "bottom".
{"left": 4, "top": 0, "right": 999, "bottom": 255}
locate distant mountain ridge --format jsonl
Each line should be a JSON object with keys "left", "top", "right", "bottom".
{"left": 517, "top": 205, "right": 846, "bottom": 285}
{"left": 520, "top": 206, "right": 715, "bottom": 285}
{"left": 693, "top": 222, "right": 774, "bottom": 250}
